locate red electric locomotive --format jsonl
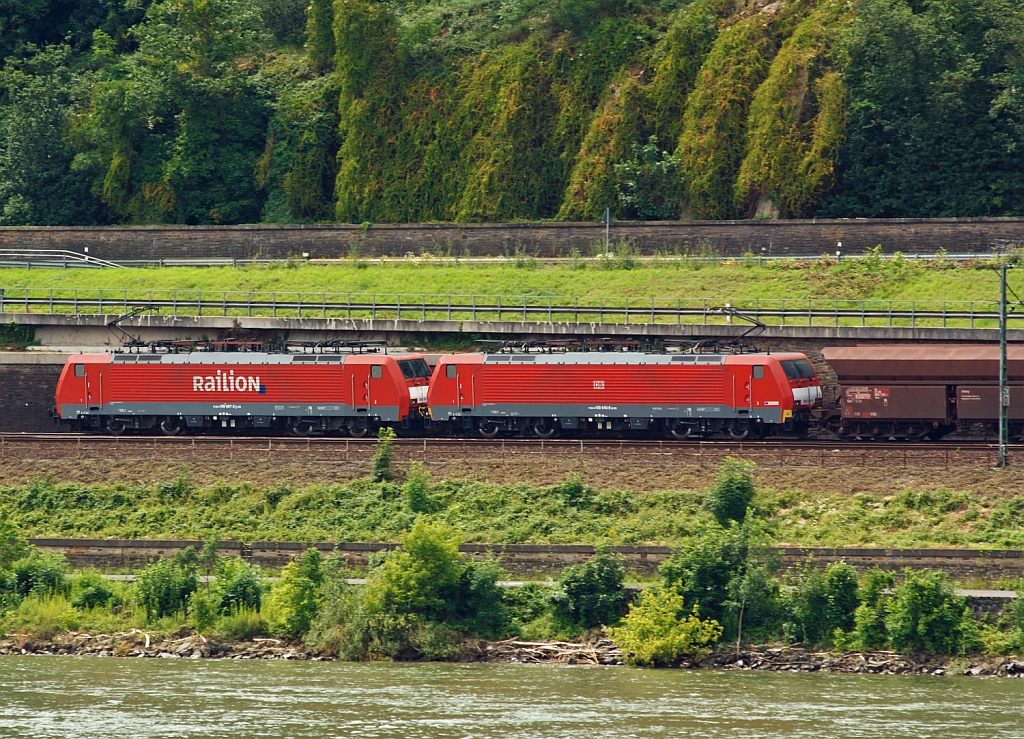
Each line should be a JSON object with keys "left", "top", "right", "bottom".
{"left": 54, "top": 350, "right": 416, "bottom": 436}
{"left": 426, "top": 350, "right": 821, "bottom": 439}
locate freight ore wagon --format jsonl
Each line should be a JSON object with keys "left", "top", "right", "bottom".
{"left": 427, "top": 351, "right": 821, "bottom": 439}
{"left": 53, "top": 350, "right": 429, "bottom": 436}
{"left": 821, "top": 345, "right": 1024, "bottom": 440}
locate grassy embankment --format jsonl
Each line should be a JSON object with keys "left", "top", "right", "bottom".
{"left": 3, "top": 455, "right": 1024, "bottom": 551}
{"left": 0, "top": 252, "right": 1018, "bottom": 326}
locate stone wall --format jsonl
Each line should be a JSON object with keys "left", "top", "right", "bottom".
{"left": 28, "top": 538, "right": 1024, "bottom": 581}
{"left": 3, "top": 217, "right": 1024, "bottom": 260}
{"left": 0, "top": 356, "right": 66, "bottom": 433}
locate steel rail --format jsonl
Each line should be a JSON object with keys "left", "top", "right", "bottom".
{"left": 0, "top": 290, "right": 1017, "bottom": 328}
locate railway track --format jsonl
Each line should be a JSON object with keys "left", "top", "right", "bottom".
{"left": 2, "top": 433, "right": 1018, "bottom": 468}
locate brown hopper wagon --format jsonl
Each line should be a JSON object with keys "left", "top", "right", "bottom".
{"left": 821, "top": 345, "right": 1024, "bottom": 440}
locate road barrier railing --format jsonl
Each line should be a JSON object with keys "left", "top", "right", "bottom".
{"left": 0, "top": 287, "right": 1017, "bottom": 329}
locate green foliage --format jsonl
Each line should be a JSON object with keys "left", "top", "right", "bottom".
{"left": 788, "top": 561, "right": 859, "bottom": 645}
{"left": 614, "top": 136, "right": 682, "bottom": 220}
{"left": 820, "top": 0, "right": 1024, "bottom": 218}
{"left": 269, "top": 548, "right": 324, "bottom": 638}
{"left": 257, "top": 0, "right": 308, "bottom": 46}
{"left": 677, "top": 14, "right": 776, "bottom": 219}
{"left": 884, "top": 569, "right": 981, "bottom": 655}
{"left": 213, "top": 558, "right": 265, "bottom": 614}
{"left": 659, "top": 525, "right": 751, "bottom": 623}
{"left": 371, "top": 426, "right": 397, "bottom": 482}
{"left": 736, "top": 0, "right": 852, "bottom": 217}
{"left": 134, "top": 547, "right": 199, "bottom": 621}
{"left": 703, "top": 457, "right": 756, "bottom": 527}
{"left": 403, "top": 461, "right": 433, "bottom": 513}
{"left": 553, "top": 546, "right": 628, "bottom": 629}
{"left": 0, "top": 323, "right": 37, "bottom": 351}
{"left": 0, "top": 505, "right": 28, "bottom": 570}
{"left": 852, "top": 567, "right": 894, "bottom": 650}
{"left": 0, "top": 45, "right": 108, "bottom": 226}
{"left": 9, "top": 551, "right": 70, "bottom": 599}
{"left": 215, "top": 605, "right": 269, "bottom": 640}
{"left": 75, "top": 0, "right": 270, "bottom": 224}
{"left": 70, "top": 570, "right": 115, "bottom": 610}
{"left": 610, "top": 589, "right": 723, "bottom": 666}
{"left": 307, "top": 519, "right": 507, "bottom": 658}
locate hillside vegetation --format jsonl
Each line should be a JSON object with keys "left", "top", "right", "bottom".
{"left": 0, "top": 0, "right": 1021, "bottom": 227}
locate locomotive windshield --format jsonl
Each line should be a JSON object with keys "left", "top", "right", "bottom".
{"left": 780, "top": 359, "right": 816, "bottom": 380}
{"left": 397, "top": 359, "right": 432, "bottom": 379}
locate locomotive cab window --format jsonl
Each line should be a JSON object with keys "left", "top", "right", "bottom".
{"left": 752, "top": 365, "right": 764, "bottom": 380}
{"left": 370, "top": 365, "right": 383, "bottom": 379}
{"left": 780, "top": 359, "right": 816, "bottom": 380}
{"left": 446, "top": 365, "right": 457, "bottom": 378}
{"left": 397, "top": 359, "right": 432, "bottom": 379}
{"left": 74, "top": 364, "right": 85, "bottom": 378}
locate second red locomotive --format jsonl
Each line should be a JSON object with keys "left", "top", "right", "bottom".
{"left": 426, "top": 350, "right": 821, "bottom": 439}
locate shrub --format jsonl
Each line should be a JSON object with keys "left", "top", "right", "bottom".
{"left": 885, "top": 570, "right": 981, "bottom": 655}
{"left": 10, "top": 551, "right": 69, "bottom": 598}
{"left": 852, "top": 568, "right": 894, "bottom": 650}
{"left": 558, "top": 474, "right": 592, "bottom": 509}
{"left": 0, "top": 506, "right": 28, "bottom": 570}
{"left": 189, "top": 590, "right": 219, "bottom": 634}
{"left": 403, "top": 462, "right": 432, "bottom": 513}
{"left": 70, "top": 570, "right": 114, "bottom": 610}
{"left": 371, "top": 427, "right": 396, "bottom": 482}
{"left": 269, "top": 548, "right": 323, "bottom": 638}
{"left": 703, "top": 458, "right": 757, "bottom": 527}
{"left": 214, "top": 559, "right": 265, "bottom": 614}
{"left": 789, "top": 561, "right": 860, "bottom": 645}
{"left": 135, "top": 547, "right": 199, "bottom": 621}
{"left": 659, "top": 525, "right": 750, "bottom": 623}
{"left": 553, "top": 546, "right": 628, "bottom": 629}
{"left": 610, "top": 588, "right": 723, "bottom": 667}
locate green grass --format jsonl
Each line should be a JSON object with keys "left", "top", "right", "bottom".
{"left": 0, "top": 253, "right": 1016, "bottom": 302}
{"left": 1, "top": 254, "right": 1017, "bottom": 330}
{"left": 3, "top": 471, "right": 1022, "bottom": 549}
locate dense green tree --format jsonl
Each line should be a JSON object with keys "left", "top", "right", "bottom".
{"left": 0, "top": 46, "right": 109, "bottom": 225}
{"left": 820, "top": 0, "right": 1024, "bottom": 217}
{"left": 75, "top": 0, "right": 271, "bottom": 224}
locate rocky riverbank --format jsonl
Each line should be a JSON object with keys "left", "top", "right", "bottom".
{"left": 2, "top": 632, "right": 1023, "bottom": 677}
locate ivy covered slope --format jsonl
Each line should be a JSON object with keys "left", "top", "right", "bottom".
{"left": 0, "top": 0, "right": 1022, "bottom": 227}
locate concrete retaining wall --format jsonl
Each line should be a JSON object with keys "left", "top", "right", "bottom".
{"left": 3, "top": 217, "right": 1024, "bottom": 260}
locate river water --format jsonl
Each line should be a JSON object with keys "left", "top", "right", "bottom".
{"left": 0, "top": 657, "right": 1021, "bottom": 738}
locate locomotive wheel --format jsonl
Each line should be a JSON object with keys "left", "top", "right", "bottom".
{"left": 347, "top": 425, "right": 369, "bottom": 438}
{"left": 532, "top": 420, "right": 557, "bottom": 438}
{"left": 293, "top": 421, "right": 315, "bottom": 437}
{"left": 728, "top": 428, "right": 750, "bottom": 440}
{"left": 669, "top": 423, "right": 693, "bottom": 440}
{"left": 106, "top": 419, "right": 127, "bottom": 436}
{"left": 478, "top": 421, "right": 500, "bottom": 438}
{"left": 160, "top": 418, "right": 183, "bottom": 436}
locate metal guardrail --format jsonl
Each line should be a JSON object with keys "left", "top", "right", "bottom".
{"left": 0, "top": 250, "right": 125, "bottom": 269}
{"left": 0, "top": 288, "right": 1016, "bottom": 328}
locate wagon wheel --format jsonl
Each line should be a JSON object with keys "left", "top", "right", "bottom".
{"left": 532, "top": 420, "right": 557, "bottom": 439}
{"left": 478, "top": 421, "right": 500, "bottom": 438}
{"left": 160, "top": 418, "right": 184, "bottom": 436}
{"left": 106, "top": 419, "right": 127, "bottom": 436}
